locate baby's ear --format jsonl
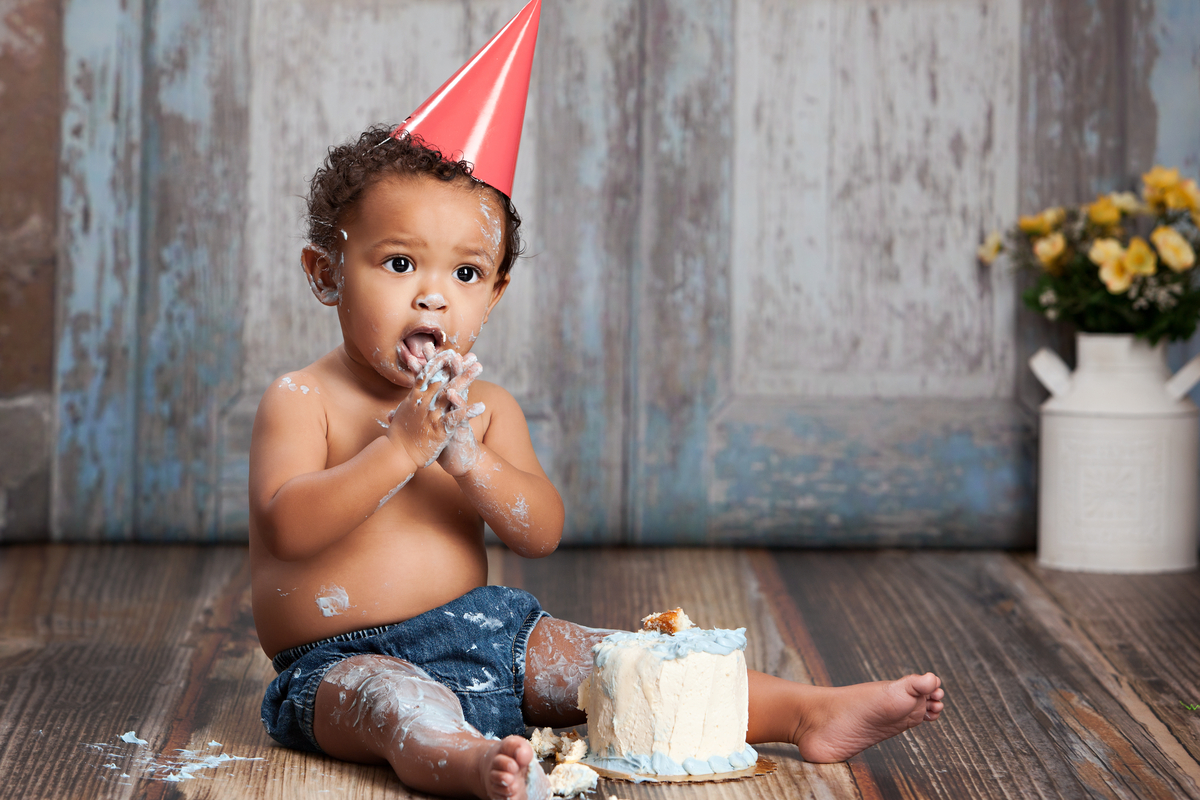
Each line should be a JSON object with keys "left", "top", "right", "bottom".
{"left": 302, "top": 244, "right": 340, "bottom": 305}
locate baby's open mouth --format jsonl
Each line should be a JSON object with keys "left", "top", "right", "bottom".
{"left": 399, "top": 327, "right": 444, "bottom": 367}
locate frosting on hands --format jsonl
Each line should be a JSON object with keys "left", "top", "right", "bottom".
{"left": 386, "top": 344, "right": 484, "bottom": 471}
{"left": 437, "top": 351, "right": 486, "bottom": 477}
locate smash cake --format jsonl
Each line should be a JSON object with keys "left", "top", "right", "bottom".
{"left": 577, "top": 608, "right": 759, "bottom": 779}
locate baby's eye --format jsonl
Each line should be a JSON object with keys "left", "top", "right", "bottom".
{"left": 455, "top": 266, "right": 481, "bottom": 284}
{"left": 389, "top": 256, "right": 414, "bottom": 273}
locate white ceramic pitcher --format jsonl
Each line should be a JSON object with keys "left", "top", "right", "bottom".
{"left": 1030, "top": 333, "right": 1200, "bottom": 573}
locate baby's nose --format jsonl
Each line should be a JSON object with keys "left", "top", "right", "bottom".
{"left": 415, "top": 293, "right": 447, "bottom": 310}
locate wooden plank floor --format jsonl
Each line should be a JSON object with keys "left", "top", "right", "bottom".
{"left": 1, "top": 545, "right": 1198, "bottom": 800}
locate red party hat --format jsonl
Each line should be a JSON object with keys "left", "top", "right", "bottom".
{"left": 393, "top": 0, "right": 541, "bottom": 198}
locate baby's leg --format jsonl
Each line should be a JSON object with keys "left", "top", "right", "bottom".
{"left": 748, "top": 670, "right": 946, "bottom": 762}
{"left": 522, "top": 617, "right": 617, "bottom": 727}
{"left": 313, "top": 654, "right": 551, "bottom": 800}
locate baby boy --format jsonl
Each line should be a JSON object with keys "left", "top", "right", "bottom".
{"left": 250, "top": 127, "right": 946, "bottom": 800}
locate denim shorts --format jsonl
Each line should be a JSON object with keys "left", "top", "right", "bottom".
{"left": 261, "top": 585, "right": 547, "bottom": 752}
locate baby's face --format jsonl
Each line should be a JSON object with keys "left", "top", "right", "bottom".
{"left": 334, "top": 174, "right": 508, "bottom": 389}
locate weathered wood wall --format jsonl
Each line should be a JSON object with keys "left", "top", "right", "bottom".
{"left": 27, "top": 0, "right": 1200, "bottom": 543}
{"left": 0, "top": 0, "right": 59, "bottom": 540}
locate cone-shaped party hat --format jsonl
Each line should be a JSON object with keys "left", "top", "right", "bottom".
{"left": 393, "top": 0, "right": 540, "bottom": 198}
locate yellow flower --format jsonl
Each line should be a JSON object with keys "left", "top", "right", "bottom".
{"left": 1088, "top": 238, "right": 1125, "bottom": 266}
{"left": 977, "top": 230, "right": 1003, "bottom": 264}
{"left": 1124, "top": 236, "right": 1157, "bottom": 276}
{"left": 1034, "top": 232, "right": 1066, "bottom": 270}
{"left": 1151, "top": 225, "right": 1196, "bottom": 272}
{"left": 1186, "top": 180, "right": 1200, "bottom": 210}
{"left": 1018, "top": 207, "right": 1065, "bottom": 236}
{"left": 1162, "top": 178, "right": 1200, "bottom": 212}
{"left": 1087, "top": 195, "right": 1121, "bottom": 227}
{"left": 1110, "top": 191, "right": 1144, "bottom": 213}
{"left": 1090, "top": 238, "right": 1133, "bottom": 293}
{"left": 1143, "top": 165, "right": 1181, "bottom": 192}
{"left": 1100, "top": 258, "right": 1134, "bottom": 293}
{"left": 1143, "top": 165, "right": 1187, "bottom": 210}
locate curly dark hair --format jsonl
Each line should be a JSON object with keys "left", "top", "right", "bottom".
{"left": 306, "top": 124, "right": 524, "bottom": 279}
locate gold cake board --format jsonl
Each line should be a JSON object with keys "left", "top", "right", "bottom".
{"left": 578, "top": 755, "right": 776, "bottom": 784}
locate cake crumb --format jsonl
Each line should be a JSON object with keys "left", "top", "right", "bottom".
{"left": 528, "top": 727, "right": 589, "bottom": 762}
{"left": 641, "top": 607, "right": 694, "bottom": 635}
{"left": 548, "top": 762, "right": 598, "bottom": 797}
{"left": 556, "top": 733, "right": 587, "bottom": 763}
{"left": 529, "top": 726, "right": 559, "bottom": 758}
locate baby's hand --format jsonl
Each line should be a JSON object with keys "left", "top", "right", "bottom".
{"left": 386, "top": 345, "right": 483, "bottom": 470}
{"left": 437, "top": 353, "right": 486, "bottom": 477}
{"left": 386, "top": 346, "right": 458, "bottom": 466}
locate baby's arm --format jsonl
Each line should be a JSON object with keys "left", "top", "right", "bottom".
{"left": 249, "top": 359, "right": 459, "bottom": 561}
{"left": 436, "top": 367, "right": 564, "bottom": 558}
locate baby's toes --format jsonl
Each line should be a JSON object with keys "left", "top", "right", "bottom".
{"left": 487, "top": 756, "right": 520, "bottom": 797}
{"left": 909, "top": 672, "right": 940, "bottom": 696}
{"left": 499, "top": 735, "right": 533, "bottom": 769}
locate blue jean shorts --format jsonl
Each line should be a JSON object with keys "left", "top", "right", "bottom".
{"left": 261, "top": 585, "right": 547, "bottom": 752}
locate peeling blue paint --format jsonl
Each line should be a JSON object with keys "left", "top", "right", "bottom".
{"left": 54, "top": 0, "right": 146, "bottom": 540}
{"left": 56, "top": 0, "right": 248, "bottom": 540}
{"left": 706, "top": 402, "right": 1036, "bottom": 547}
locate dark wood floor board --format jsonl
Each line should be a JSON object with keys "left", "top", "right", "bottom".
{"left": 749, "top": 551, "right": 1025, "bottom": 800}
{"left": 766, "top": 550, "right": 1200, "bottom": 800}
{"left": 970, "top": 555, "right": 1200, "bottom": 799}
{"left": 920, "top": 552, "right": 1196, "bottom": 800}
{"left": 0, "top": 545, "right": 248, "bottom": 800}
{"left": 924, "top": 553, "right": 1187, "bottom": 800}
{"left": 737, "top": 551, "right": 818, "bottom": 685}
{"left": 3, "top": 544, "right": 1196, "bottom": 799}
{"left": 1016, "top": 554, "right": 1200, "bottom": 778}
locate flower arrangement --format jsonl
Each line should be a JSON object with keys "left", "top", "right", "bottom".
{"left": 979, "top": 166, "right": 1200, "bottom": 343}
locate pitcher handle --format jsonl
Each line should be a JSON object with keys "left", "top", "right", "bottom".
{"left": 1166, "top": 353, "right": 1200, "bottom": 400}
{"left": 1029, "top": 348, "right": 1072, "bottom": 397}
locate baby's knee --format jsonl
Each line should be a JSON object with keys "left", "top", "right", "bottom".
{"left": 525, "top": 618, "right": 622, "bottom": 714}
{"left": 325, "top": 655, "right": 471, "bottom": 738}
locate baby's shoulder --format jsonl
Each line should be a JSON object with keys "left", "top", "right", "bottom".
{"left": 255, "top": 366, "right": 332, "bottom": 435}
{"left": 260, "top": 368, "right": 327, "bottom": 407}
{"left": 268, "top": 370, "right": 324, "bottom": 400}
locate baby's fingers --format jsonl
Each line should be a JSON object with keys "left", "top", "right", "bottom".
{"left": 418, "top": 350, "right": 456, "bottom": 391}
{"left": 444, "top": 402, "right": 485, "bottom": 428}
{"left": 445, "top": 361, "right": 483, "bottom": 408}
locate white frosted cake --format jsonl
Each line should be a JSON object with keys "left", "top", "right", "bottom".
{"left": 577, "top": 610, "right": 758, "bottom": 777}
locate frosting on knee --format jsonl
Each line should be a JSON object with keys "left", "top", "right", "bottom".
{"left": 525, "top": 619, "right": 620, "bottom": 715}
{"left": 324, "top": 656, "right": 480, "bottom": 747}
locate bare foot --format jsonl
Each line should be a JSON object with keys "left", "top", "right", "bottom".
{"left": 478, "top": 735, "right": 548, "bottom": 800}
{"left": 792, "top": 673, "right": 945, "bottom": 763}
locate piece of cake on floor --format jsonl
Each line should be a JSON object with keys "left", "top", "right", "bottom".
{"left": 577, "top": 608, "right": 758, "bottom": 778}
{"left": 528, "top": 727, "right": 588, "bottom": 763}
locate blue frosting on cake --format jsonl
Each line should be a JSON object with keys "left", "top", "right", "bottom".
{"left": 582, "top": 745, "right": 758, "bottom": 779}
{"left": 592, "top": 627, "right": 747, "bottom": 665}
